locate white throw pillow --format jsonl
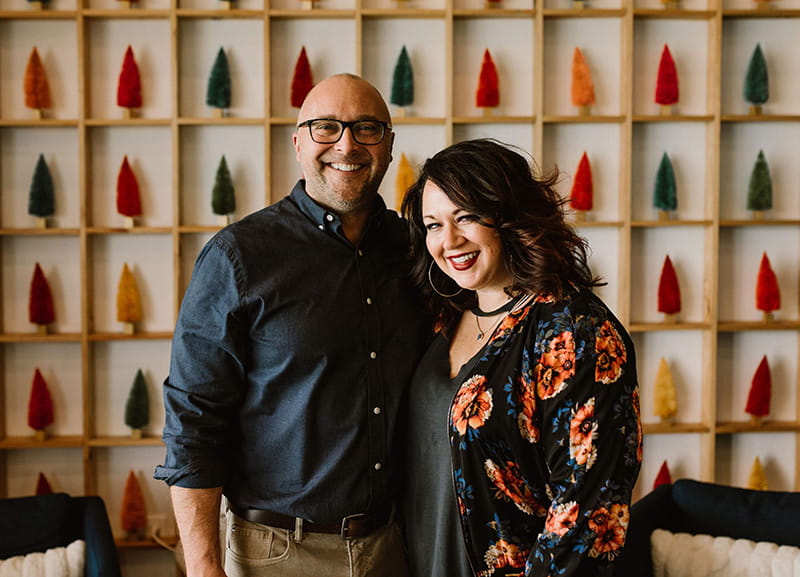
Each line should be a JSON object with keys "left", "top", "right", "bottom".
{"left": 0, "top": 539, "right": 85, "bottom": 577}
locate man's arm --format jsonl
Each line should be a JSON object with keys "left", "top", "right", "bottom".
{"left": 171, "top": 486, "right": 227, "bottom": 577}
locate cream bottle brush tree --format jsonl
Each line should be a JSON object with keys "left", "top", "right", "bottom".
{"left": 653, "top": 357, "right": 677, "bottom": 423}
{"left": 395, "top": 153, "right": 415, "bottom": 214}
{"left": 116, "top": 263, "right": 142, "bottom": 334}
{"left": 747, "top": 456, "right": 768, "bottom": 491}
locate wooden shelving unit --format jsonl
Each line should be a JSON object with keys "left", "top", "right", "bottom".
{"left": 2, "top": 0, "right": 799, "bottom": 572}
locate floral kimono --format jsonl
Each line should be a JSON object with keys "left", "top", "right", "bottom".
{"left": 449, "top": 288, "right": 642, "bottom": 577}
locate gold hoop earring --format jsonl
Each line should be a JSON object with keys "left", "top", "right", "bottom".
{"left": 428, "top": 261, "right": 462, "bottom": 298}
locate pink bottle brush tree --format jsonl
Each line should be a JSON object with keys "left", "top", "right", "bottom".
{"left": 657, "top": 255, "right": 681, "bottom": 323}
{"left": 654, "top": 44, "right": 679, "bottom": 115}
{"left": 755, "top": 251, "right": 780, "bottom": 322}
{"left": 28, "top": 368, "right": 54, "bottom": 441}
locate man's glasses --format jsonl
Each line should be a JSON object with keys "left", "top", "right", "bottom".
{"left": 297, "top": 118, "right": 392, "bottom": 145}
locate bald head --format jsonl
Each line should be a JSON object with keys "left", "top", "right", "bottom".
{"left": 297, "top": 74, "right": 392, "bottom": 125}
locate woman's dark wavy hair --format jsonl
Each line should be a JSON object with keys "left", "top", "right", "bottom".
{"left": 401, "top": 138, "right": 602, "bottom": 332}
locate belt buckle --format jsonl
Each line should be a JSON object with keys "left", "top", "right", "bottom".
{"left": 340, "top": 512, "right": 367, "bottom": 540}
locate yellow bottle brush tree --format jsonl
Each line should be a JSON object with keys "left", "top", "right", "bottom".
{"left": 395, "top": 153, "right": 415, "bottom": 214}
{"left": 212, "top": 155, "right": 236, "bottom": 226}
{"left": 29, "top": 262, "right": 55, "bottom": 334}
{"left": 747, "top": 457, "right": 768, "bottom": 491}
{"left": 745, "top": 355, "right": 771, "bottom": 425}
{"left": 116, "top": 155, "right": 142, "bottom": 228}
{"left": 28, "top": 154, "right": 55, "bottom": 228}
{"left": 755, "top": 251, "right": 780, "bottom": 322}
{"left": 390, "top": 46, "right": 414, "bottom": 118}
{"left": 28, "top": 368, "right": 54, "bottom": 441}
{"left": 125, "top": 369, "right": 150, "bottom": 439}
{"left": 24, "top": 46, "right": 51, "bottom": 119}
{"left": 569, "top": 151, "right": 593, "bottom": 222}
{"left": 654, "top": 44, "right": 679, "bottom": 116}
{"left": 475, "top": 49, "right": 499, "bottom": 115}
{"left": 653, "top": 460, "right": 672, "bottom": 490}
{"left": 653, "top": 357, "right": 677, "bottom": 423}
{"left": 653, "top": 152, "right": 677, "bottom": 221}
{"left": 121, "top": 471, "right": 147, "bottom": 540}
{"left": 116, "top": 263, "right": 142, "bottom": 334}
{"left": 117, "top": 45, "right": 142, "bottom": 118}
{"left": 747, "top": 150, "right": 772, "bottom": 220}
{"left": 206, "top": 47, "right": 231, "bottom": 118}
{"left": 570, "top": 47, "right": 595, "bottom": 116}
{"left": 744, "top": 44, "right": 768, "bottom": 115}
{"left": 291, "top": 46, "right": 314, "bottom": 109}
{"left": 657, "top": 255, "right": 681, "bottom": 323}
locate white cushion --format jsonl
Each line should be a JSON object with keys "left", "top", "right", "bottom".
{"left": 0, "top": 540, "right": 84, "bottom": 577}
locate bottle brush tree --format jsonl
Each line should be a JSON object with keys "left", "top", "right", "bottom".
{"left": 125, "top": 369, "right": 150, "bottom": 439}
{"left": 475, "top": 49, "right": 499, "bottom": 113}
{"left": 117, "top": 45, "right": 142, "bottom": 114}
{"left": 745, "top": 354, "right": 771, "bottom": 424}
{"left": 570, "top": 47, "right": 595, "bottom": 115}
{"left": 121, "top": 470, "right": 147, "bottom": 540}
{"left": 28, "top": 153, "right": 55, "bottom": 228}
{"left": 29, "top": 262, "right": 55, "bottom": 332}
{"left": 206, "top": 47, "right": 231, "bottom": 116}
{"left": 24, "top": 46, "right": 51, "bottom": 116}
{"left": 290, "top": 46, "right": 314, "bottom": 109}
{"left": 35, "top": 472, "right": 53, "bottom": 495}
{"left": 116, "top": 155, "right": 142, "bottom": 227}
{"left": 28, "top": 368, "right": 54, "bottom": 440}
{"left": 653, "top": 357, "right": 677, "bottom": 423}
{"left": 747, "top": 149, "right": 772, "bottom": 219}
{"left": 654, "top": 44, "right": 679, "bottom": 114}
{"left": 569, "top": 151, "right": 593, "bottom": 219}
{"left": 755, "top": 251, "right": 780, "bottom": 321}
{"left": 395, "top": 153, "right": 415, "bottom": 213}
{"left": 653, "top": 460, "right": 672, "bottom": 490}
{"left": 390, "top": 46, "right": 414, "bottom": 116}
{"left": 117, "top": 263, "right": 142, "bottom": 334}
{"left": 653, "top": 152, "right": 677, "bottom": 219}
{"left": 657, "top": 255, "right": 681, "bottom": 322}
{"left": 212, "top": 155, "right": 236, "bottom": 224}
{"left": 743, "top": 44, "right": 768, "bottom": 114}
{"left": 747, "top": 456, "right": 768, "bottom": 491}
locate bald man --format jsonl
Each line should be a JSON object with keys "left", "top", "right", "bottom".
{"left": 156, "top": 74, "right": 429, "bottom": 577}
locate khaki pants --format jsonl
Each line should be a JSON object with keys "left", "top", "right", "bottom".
{"left": 224, "top": 510, "right": 411, "bottom": 577}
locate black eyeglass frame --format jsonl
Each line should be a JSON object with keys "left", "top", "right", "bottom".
{"left": 296, "top": 118, "right": 393, "bottom": 145}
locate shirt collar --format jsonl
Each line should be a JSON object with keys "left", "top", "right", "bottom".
{"left": 290, "top": 180, "right": 387, "bottom": 239}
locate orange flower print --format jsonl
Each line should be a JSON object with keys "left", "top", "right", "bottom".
{"left": 595, "top": 320, "right": 627, "bottom": 384}
{"left": 535, "top": 331, "right": 576, "bottom": 399}
{"left": 569, "top": 398, "right": 597, "bottom": 468}
{"left": 588, "top": 504, "right": 629, "bottom": 559}
{"left": 493, "top": 306, "right": 530, "bottom": 342}
{"left": 632, "top": 389, "right": 643, "bottom": 462}
{"left": 484, "top": 459, "right": 546, "bottom": 516}
{"left": 451, "top": 375, "right": 493, "bottom": 436}
{"left": 517, "top": 374, "right": 539, "bottom": 443}
{"left": 533, "top": 293, "right": 555, "bottom": 304}
{"left": 545, "top": 500, "right": 579, "bottom": 536}
{"left": 484, "top": 539, "right": 528, "bottom": 572}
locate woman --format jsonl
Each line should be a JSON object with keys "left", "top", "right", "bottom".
{"left": 401, "top": 139, "right": 642, "bottom": 577}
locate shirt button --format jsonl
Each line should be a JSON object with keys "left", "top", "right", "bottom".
{"left": 373, "top": 406, "right": 381, "bottom": 415}
{"left": 325, "top": 214, "right": 334, "bottom": 222}
{"left": 318, "top": 224, "right": 324, "bottom": 230}
{"left": 358, "top": 249, "right": 364, "bottom": 257}
{"left": 374, "top": 463, "right": 382, "bottom": 471}
{"left": 366, "top": 297, "right": 373, "bottom": 305}
{"left": 370, "top": 351, "right": 377, "bottom": 359}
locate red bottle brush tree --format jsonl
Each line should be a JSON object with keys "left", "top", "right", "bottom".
{"left": 117, "top": 263, "right": 142, "bottom": 334}
{"left": 755, "top": 252, "right": 780, "bottom": 321}
{"left": 116, "top": 155, "right": 142, "bottom": 227}
{"left": 570, "top": 47, "right": 595, "bottom": 115}
{"left": 653, "top": 460, "right": 672, "bottom": 490}
{"left": 745, "top": 355, "right": 771, "bottom": 424}
{"left": 657, "top": 255, "right": 681, "bottom": 322}
{"left": 395, "top": 153, "right": 415, "bottom": 213}
{"left": 117, "top": 45, "right": 142, "bottom": 115}
{"left": 475, "top": 49, "right": 499, "bottom": 113}
{"left": 28, "top": 368, "right": 54, "bottom": 440}
{"left": 24, "top": 46, "right": 51, "bottom": 117}
{"left": 654, "top": 44, "right": 679, "bottom": 115}
{"left": 29, "top": 262, "right": 55, "bottom": 333}
{"left": 290, "top": 46, "right": 314, "bottom": 109}
{"left": 569, "top": 151, "right": 593, "bottom": 220}
{"left": 35, "top": 472, "right": 53, "bottom": 495}
{"left": 121, "top": 470, "right": 147, "bottom": 540}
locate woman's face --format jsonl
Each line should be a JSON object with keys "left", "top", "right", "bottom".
{"left": 421, "top": 180, "right": 512, "bottom": 298}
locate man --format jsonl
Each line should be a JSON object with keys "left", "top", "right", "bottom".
{"left": 154, "top": 74, "right": 428, "bottom": 577}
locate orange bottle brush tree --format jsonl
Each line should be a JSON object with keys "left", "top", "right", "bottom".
{"left": 570, "top": 47, "right": 595, "bottom": 115}
{"left": 121, "top": 471, "right": 147, "bottom": 540}
{"left": 24, "top": 46, "right": 51, "bottom": 115}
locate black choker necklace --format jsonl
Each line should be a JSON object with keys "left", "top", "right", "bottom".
{"left": 471, "top": 295, "right": 522, "bottom": 317}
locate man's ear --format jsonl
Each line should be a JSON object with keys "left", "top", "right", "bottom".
{"left": 292, "top": 132, "right": 301, "bottom": 162}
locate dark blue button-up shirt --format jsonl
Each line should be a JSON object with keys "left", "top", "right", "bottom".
{"left": 154, "top": 181, "right": 429, "bottom": 523}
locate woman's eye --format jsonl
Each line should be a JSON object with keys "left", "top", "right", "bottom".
{"left": 425, "top": 222, "right": 440, "bottom": 231}
{"left": 457, "top": 214, "right": 479, "bottom": 223}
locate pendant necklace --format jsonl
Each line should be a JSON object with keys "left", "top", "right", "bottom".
{"left": 471, "top": 294, "right": 523, "bottom": 341}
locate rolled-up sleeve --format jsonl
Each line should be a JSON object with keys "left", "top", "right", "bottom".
{"left": 154, "top": 236, "right": 248, "bottom": 488}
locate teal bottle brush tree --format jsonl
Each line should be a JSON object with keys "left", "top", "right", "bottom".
{"left": 390, "top": 46, "right": 414, "bottom": 117}
{"left": 743, "top": 43, "right": 768, "bottom": 115}
{"left": 206, "top": 47, "right": 231, "bottom": 118}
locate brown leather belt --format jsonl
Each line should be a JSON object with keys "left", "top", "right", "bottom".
{"left": 229, "top": 503, "right": 391, "bottom": 540}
